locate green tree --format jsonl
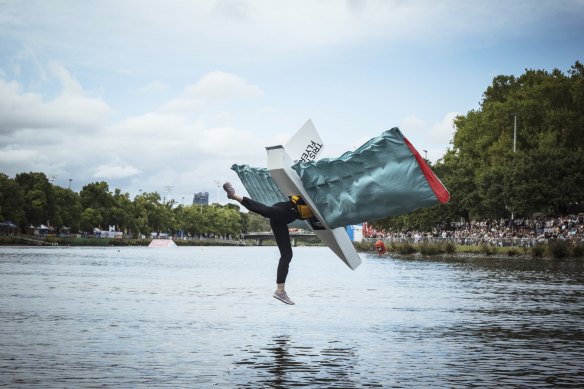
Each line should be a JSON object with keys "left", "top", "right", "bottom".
{"left": 0, "top": 173, "right": 26, "bottom": 226}
{"left": 80, "top": 208, "right": 103, "bottom": 232}
{"left": 132, "top": 192, "right": 173, "bottom": 235}
{"left": 444, "top": 61, "right": 584, "bottom": 219}
{"left": 240, "top": 209, "right": 270, "bottom": 233}
{"left": 178, "top": 204, "right": 208, "bottom": 237}
{"left": 216, "top": 205, "right": 243, "bottom": 236}
{"left": 53, "top": 186, "right": 82, "bottom": 232}
{"left": 15, "top": 172, "right": 55, "bottom": 227}
{"left": 111, "top": 189, "right": 136, "bottom": 235}
{"left": 80, "top": 182, "right": 114, "bottom": 228}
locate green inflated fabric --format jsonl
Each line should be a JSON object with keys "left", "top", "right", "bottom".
{"left": 291, "top": 128, "right": 440, "bottom": 228}
{"left": 231, "top": 164, "right": 306, "bottom": 229}
{"left": 231, "top": 164, "right": 287, "bottom": 205}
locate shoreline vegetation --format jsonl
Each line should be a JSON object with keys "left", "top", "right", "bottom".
{"left": 2, "top": 235, "right": 582, "bottom": 261}
{"left": 354, "top": 240, "right": 584, "bottom": 260}
{"left": 0, "top": 235, "right": 241, "bottom": 247}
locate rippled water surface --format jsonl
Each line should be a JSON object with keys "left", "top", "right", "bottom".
{"left": 1, "top": 246, "right": 583, "bottom": 387}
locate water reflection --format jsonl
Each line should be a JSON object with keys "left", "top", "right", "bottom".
{"left": 233, "top": 336, "right": 381, "bottom": 388}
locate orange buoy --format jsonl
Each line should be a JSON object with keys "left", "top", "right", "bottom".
{"left": 374, "top": 239, "right": 386, "bottom": 255}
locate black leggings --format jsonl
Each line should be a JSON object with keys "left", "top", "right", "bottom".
{"left": 241, "top": 197, "right": 298, "bottom": 284}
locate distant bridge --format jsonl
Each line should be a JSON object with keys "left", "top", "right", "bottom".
{"left": 242, "top": 231, "right": 316, "bottom": 246}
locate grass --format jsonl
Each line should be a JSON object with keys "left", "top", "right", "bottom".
{"left": 531, "top": 244, "right": 545, "bottom": 258}
{"left": 418, "top": 241, "right": 457, "bottom": 255}
{"left": 507, "top": 248, "right": 519, "bottom": 257}
{"left": 547, "top": 239, "right": 569, "bottom": 259}
{"left": 572, "top": 244, "right": 584, "bottom": 258}
{"left": 356, "top": 239, "right": 584, "bottom": 260}
{"left": 353, "top": 240, "right": 374, "bottom": 252}
{"left": 390, "top": 242, "right": 418, "bottom": 254}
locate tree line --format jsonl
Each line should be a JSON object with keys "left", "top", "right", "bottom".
{"left": 0, "top": 173, "right": 270, "bottom": 237}
{"left": 374, "top": 61, "right": 584, "bottom": 232}
{"left": 2, "top": 62, "right": 582, "bottom": 236}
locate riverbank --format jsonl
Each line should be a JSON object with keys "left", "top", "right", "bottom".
{"left": 3, "top": 235, "right": 583, "bottom": 261}
{"left": 0, "top": 235, "right": 324, "bottom": 247}
{"left": 0, "top": 236, "right": 241, "bottom": 247}
{"left": 354, "top": 239, "right": 584, "bottom": 260}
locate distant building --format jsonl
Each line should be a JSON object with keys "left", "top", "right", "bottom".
{"left": 193, "top": 191, "right": 209, "bottom": 205}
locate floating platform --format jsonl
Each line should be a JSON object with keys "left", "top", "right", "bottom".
{"left": 148, "top": 239, "right": 177, "bottom": 248}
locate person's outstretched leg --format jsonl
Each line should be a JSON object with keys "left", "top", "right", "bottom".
{"left": 224, "top": 182, "right": 295, "bottom": 223}
{"left": 241, "top": 197, "right": 296, "bottom": 222}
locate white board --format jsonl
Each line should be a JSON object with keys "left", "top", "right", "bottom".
{"left": 284, "top": 119, "right": 325, "bottom": 164}
{"left": 266, "top": 145, "right": 362, "bottom": 270}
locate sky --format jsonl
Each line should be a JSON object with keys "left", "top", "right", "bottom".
{"left": 1, "top": 0, "right": 583, "bottom": 205}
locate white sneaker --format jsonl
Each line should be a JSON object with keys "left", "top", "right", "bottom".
{"left": 273, "top": 290, "right": 295, "bottom": 305}
{"left": 223, "top": 182, "right": 236, "bottom": 199}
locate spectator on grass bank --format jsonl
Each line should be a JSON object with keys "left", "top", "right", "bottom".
{"left": 363, "top": 215, "right": 584, "bottom": 247}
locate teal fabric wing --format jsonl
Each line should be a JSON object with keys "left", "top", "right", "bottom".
{"left": 291, "top": 128, "right": 449, "bottom": 229}
{"left": 231, "top": 164, "right": 287, "bottom": 205}
{"left": 231, "top": 164, "right": 306, "bottom": 229}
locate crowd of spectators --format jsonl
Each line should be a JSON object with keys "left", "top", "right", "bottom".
{"left": 365, "top": 214, "right": 584, "bottom": 247}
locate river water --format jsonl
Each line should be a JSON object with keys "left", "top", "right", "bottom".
{"left": 1, "top": 246, "right": 583, "bottom": 388}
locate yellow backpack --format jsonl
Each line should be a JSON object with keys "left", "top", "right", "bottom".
{"left": 289, "top": 195, "right": 314, "bottom": 220}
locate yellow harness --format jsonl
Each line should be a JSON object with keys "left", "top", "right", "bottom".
{"left": 289, "top": 195, "right": 314, "bottom": 220}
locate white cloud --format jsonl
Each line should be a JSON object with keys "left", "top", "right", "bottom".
{"left": 107, "top": 112, "right": 190, "bottom": 138}
{"left": 0, "top": 147, "right": 38, "bottom": 164}
{"left": 93, "top": 162, "right": 141, "bottom": 180}
{"left": 159, "top": 71, "right": 263, "bottom": 114}
{"left": 0, "top": 62, "right": 272, "bottom": 199}
{"left": 429, "top": 112, "right": 459, "bottom": 144}
{"left": 186, "top": 71, "right": 263, "bottom": 100}
{"left": 400, "top": 115, "right": 426, "bottom": 133}
{"left": 101, "top": 112, "right": 268, "bottom": 179}
{"left": 0, "top": 63, "right": 110, "bottom": 134}
{"left": 47, "top": 61, "right": 83, "bottom": 95}
{"left": 426, "top": 148, "right": 448, "bottom": 163}
{"left": 136, "top": 81, "right": 168, "bottom": 94}
{"left": 388, "top": 112, "right": 460, "bottom": 162}
{"left": 2, "top": 0, "right": 570, "bottom": 74}
{"left": 196, "top": 126, "right": 257, "bottom": 157}
{"left": 398, "top": 112, "right": 458, "bottom": 146}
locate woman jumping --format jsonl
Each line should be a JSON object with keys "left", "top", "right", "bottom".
{"left": 223, "top": 182, "right": 312, "bottom": 305}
